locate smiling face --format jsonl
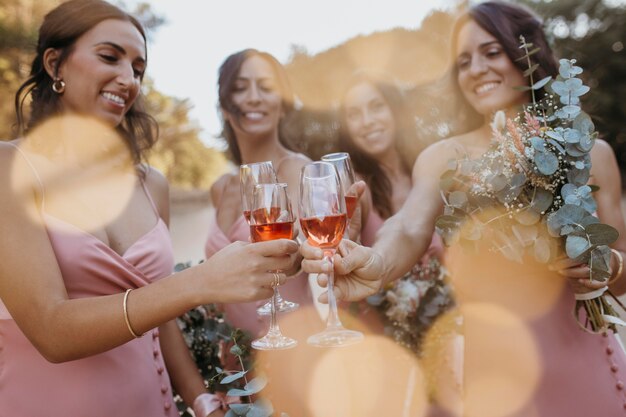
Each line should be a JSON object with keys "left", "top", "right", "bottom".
{"left": 52, "top": 19, "right": 146, "bottom": 127}
{"left": 343, "top": 81, "right": 396, "bottom": 161}
{"left": 455, "top": 20, "right": 529, "bottom": 116}
{"left": 225, "top": 54, "right": 284, "bottom": 139}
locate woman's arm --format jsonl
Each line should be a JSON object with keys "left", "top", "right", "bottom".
{"left": 301, "top": 141, "right": 454, "bottom": 301}
{"left": 555, "top": 139, "right": 626, "bottom": 294}
{"left": 145, "top": 167, "right": 225, "bottom": 416}
{"left": 0, "top": 144, "right": 298, "bottom": 363}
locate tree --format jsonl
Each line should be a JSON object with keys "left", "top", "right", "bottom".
{"left": 519, "top": 0, "right": 626, "bottom": 181}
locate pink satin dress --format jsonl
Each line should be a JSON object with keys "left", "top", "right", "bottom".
{"left": 447, "top": 241, "right": 626, "bottom": 417}
{"left": 0, "top": 147, "right": 177, "bottom": 417}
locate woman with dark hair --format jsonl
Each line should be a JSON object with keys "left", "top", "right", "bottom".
{"left": 205, "top": 48, "right": 314, "bottom": 335}
{"left": 204, "top": 49, "right": 320, "bottom": 416}
{"left": 0, "top": 2, "right": 298, "bottom": 417}
{"left": 302, "top": 2, "right": 626, "bottom": 415}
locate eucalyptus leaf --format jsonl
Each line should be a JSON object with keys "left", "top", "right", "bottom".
{"left": 230, "top": 345, "right": 244, "bottom": 356}
{"left": 248, "top": 398, "right": 274, "bottom": 417}
{"left": 547, "top": 139, "right": 566, "bottom": 154}
{"left": 535, "top": 151, "right": 559, "bottom": 175}
{"left": 590, "top": 245, "right": 612, "bottom": 281}
{"left": 547, "top": 204, "right": 587, "bottom": 236}
{"left": 532, "top": 76, "right": 552, "bottom": 90}
{"left": 573, "top": 112, "right": 595, "bottom": 134}
{"left": 534, "top": 237, "right": 552, "bottom": 263}
{"left": 566, "top": 234, "right": 591, "bottom": 259}
{"left": 530, "top": 188, "right": 553, "bottom": 212}
{"left": 531, "top": 136, "right": 547, "bottom": 151}
{"left": 523, "top": 63, "right": 540, "bottom": 77}
{"left": 567, "top": 168, "right": 590, "bottom": 186}
{"left": 225, "top": 409, "right": 238, "bottom": 417}
{"left": 563, "top": 128, "right": 581, "bottom": 143}
{"left": 220, "top": 370, "right": 248, "bottom": 385}
{"left": 244, "top": 376, "right": 268, "bottom": 394}
{"left": 515, "top": 209, "right": 541, "bottom": 225}
{"left": 228, "top": 404, "right": 252, "bottom": 416}
{"left": 449, "top": 191, "right": 468, "bottom": 209}
{"left": 577, "top": 134, "right": 593, "bottom": 152}
{"left": 512, "top": 224, "right": 538, "bottom": 247}
{"left": 565, "top": 143, "right": 586, "bottom": 157}
{"left": 585, "top": 223, "right": 619, "bottom": 246}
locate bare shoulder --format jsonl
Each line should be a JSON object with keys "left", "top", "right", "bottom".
{"left": 591, "top": 138, "right": 616, "bottom": 161}
{"left": 277, "top": 152, "right": 311, "bottom": 175}
{"left": 142, "top": 164, "right": 169, "bottom": 199}
{"left": 413, "top": 137, "right": 465, "bottom": 177}
{"left": 210, "top": 172, "right": 235, "bottom": 206}
{"left": 590, "top": 138, "right": 620, "bottom": 185}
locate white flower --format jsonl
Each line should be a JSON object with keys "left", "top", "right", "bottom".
{"left": 491, "top": 110, "right": 506, "bottom": 134}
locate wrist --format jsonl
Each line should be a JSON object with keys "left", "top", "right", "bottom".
{"left": 608, "top": 248, "right": 624, "bottom": 286}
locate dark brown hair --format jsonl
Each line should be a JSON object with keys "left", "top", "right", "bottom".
{"left": 449, "top": 1, "right": 559, "bottom": 130}
{"left": 14, "top": 0, "right": 157, "bottom": 164}
{"left": 217, "top": 49, "right": 296, "bottom": 165}
{"left": 338, "top": 72, "right": 416, "bottom": 219}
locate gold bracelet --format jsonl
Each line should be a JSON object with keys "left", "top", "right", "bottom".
{"left": 607, "top": 249, "right": 624, "bottom": 286}
{"left": 123, "top": 289, "right": 142, "bottom": 338}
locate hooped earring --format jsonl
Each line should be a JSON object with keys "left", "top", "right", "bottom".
{"left": 52, "top": 78, "right": 65, "bottom": 94}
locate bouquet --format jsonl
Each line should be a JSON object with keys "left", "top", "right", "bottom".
{"left": 435, "top": 37, "right": 622, "bottom": 333}
{"left": 367, "top": 257, "right": 455, "bottom": 355}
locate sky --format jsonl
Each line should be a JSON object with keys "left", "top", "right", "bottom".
{"left": 127, "top": 0, "right": 456, "bottom": 147}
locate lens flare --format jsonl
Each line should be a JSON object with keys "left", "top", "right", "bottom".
{"left": 13, "top": 114, "right": 135, "bottom": 232}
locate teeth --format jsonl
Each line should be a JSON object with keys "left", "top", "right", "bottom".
{"left": 244, "top": 112, "right": 264, "bottom": 120}
{"left": 365, "top": 130, "right": 383, "bottom": 140}
{"left": 102, "top": 92, "right": 125, "bottom": 105}
{"left": 475, "top": 82, "right": 500, "bottom": 95}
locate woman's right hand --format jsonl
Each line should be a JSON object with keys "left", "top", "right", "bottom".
{"left": 200, "top": 239, "right": 298, "bottom": 303}
{"left": 300, "top": 239, "right": 384, "bottom": 302}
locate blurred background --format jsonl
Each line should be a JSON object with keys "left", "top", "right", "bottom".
{"left": 1, "top": 0, "right": 624, "bottom": 264}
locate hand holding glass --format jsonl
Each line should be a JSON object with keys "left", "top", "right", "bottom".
{"left": 299, "top": 161, "right": 364, "bottom": 347}
{"left": 249, "top": 183, "right": 297, "bottom": 350}
{"left": 240, "top": 161, "right": 298, "bottom": 314}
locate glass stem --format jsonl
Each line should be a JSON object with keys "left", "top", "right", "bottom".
{"left": 324, "top": 249, "right": 343, "bottom": 329}
{"left": 268, "top": 275, "right": 281, "bottom": 336}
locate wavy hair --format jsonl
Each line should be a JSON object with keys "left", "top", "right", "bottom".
{"left": 14, "top": 0, "right": 157, "bottom": 164}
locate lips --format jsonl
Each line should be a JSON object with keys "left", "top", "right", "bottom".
{"left": 364, "top": 129, "right": 385, "bottom": 140}
{"left": 474, "top": 81, "right": 501, "bottom": 95}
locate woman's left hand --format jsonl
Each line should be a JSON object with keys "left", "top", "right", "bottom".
{"left": 550, "top": 256, "right": 608, "bottom": 293}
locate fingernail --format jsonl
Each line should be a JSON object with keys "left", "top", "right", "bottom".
{"left": 322, "top": 261, "right": 331, "bottom": 272}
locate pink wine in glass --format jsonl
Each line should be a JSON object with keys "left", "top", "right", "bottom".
{"left": 250, "top": 221, "right": 294, "bottom": 242}
{"left": 300, "top": 213, "right": 347, "bottom": 249}
{"left": 344, "top": 195, "right": 357, "bottom": 219}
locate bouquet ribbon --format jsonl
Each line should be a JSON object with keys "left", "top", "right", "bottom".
{"left": 574, "top": 286, "right": 626, "bottom": 331}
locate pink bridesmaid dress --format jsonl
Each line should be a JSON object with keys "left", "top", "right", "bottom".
{"left": 0, "top": 147, "right": 178, "bottom": 417}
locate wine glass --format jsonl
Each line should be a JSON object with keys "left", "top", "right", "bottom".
{"left": 321, "top": 152, "right": 357, "bottom": 219}
{"left": 299, "top": 161, "right": 364, "bottom": 347}
{"left": 240, "top": 162, "right": 299, "bottom": 315}
{"left": 240, "top": 161, "right": 277, "bottom": 224}
{"left": 249, "top": 183, "right": 298, "bottom": 350}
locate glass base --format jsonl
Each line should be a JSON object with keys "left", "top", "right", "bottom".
{"left": 257, "top": 293, "right": 299, "bottom": 315}
{"left": 251, "top": 333, "right": 298, "bottom": 350}
{"left": 307, "top": 327, "right": 364, "bottom": 348}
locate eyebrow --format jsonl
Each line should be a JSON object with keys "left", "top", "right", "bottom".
{"left": 457, "top": 41, "right": 501, "bottom": 58}
{"left": 95, "top": 41, "right": 146, "bottom": 64}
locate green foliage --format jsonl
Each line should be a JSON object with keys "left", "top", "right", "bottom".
{"left": 436, "top": 55, "right": 620, "bottom": 332}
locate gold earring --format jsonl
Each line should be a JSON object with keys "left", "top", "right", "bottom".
{"left": 52, "top": 78, "right": 65, "bottom": 94}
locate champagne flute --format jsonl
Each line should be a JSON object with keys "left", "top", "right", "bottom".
{"left": 240, "top": 161, "right": 277, "bottom": 223}
{"left": 240, "top": 162, "right": 299, "bottom": 315}
{"left": 321, "top": 152, "right": 357, "bottom": 219}
{"left": 250, "top": 183, "right": 298, "bottom": 350}
{"left": 299, "top": 161, "right": 364, "bottom": 347}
